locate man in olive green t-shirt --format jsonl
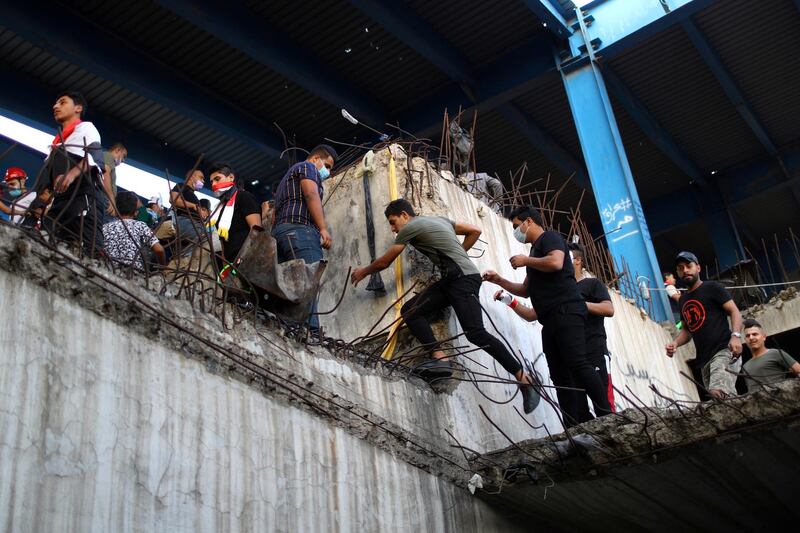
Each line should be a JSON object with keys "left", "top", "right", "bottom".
{"left": 351, "top": 198, "right": 539, "bottom": 414}
{"left": 742, "top": 319, "right": 800, "bottom": 392}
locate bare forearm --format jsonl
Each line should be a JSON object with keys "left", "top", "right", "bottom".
{"left": 525, "top": 255, "right": 560, "bottom": 272}
{"left": 304, "top": 193, "right": 326, "bottom": 231}
{"left": 513, "top": 302, "right": 538, "bottom": 322}
{"left": 675, "top": 328, "right": 691, "bottom": 348}
{"left": 497, "top": 277, "right": 528, "bottom": 298}
{"left": 729, "top": 307, "right": 743, "bottom": 334}
{"left": 462, "top": 231, "right": 480, "bottom": 252}
{"left": 586, "top": 301, "right": 614, "bottom": 317}
{"left": 171, "top": 194, "right": 196, "bottom": 212}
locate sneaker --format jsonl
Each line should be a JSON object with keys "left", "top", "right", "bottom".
{"left": 413, "top": 359, "right": 454, "bottom": 378}
{"left": 520, "top": 382, "right": 540, "bottom": 414}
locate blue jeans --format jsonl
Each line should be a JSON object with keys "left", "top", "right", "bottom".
{"left": 273, "top": 223, "right": 323, "bottom": 331}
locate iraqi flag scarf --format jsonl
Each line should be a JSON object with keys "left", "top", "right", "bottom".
{"left": 209, "top": 183, "right": 238, "bottom": 241}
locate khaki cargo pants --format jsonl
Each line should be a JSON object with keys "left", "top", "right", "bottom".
{"left": 701, "top": 348, "right": 742, "bottom": 397}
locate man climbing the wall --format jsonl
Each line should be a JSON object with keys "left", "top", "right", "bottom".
{"left": 350, "top": 198, "right": 539, "bottom": 414}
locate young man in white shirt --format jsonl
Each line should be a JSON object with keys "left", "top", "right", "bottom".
{"left": 41, "top": 91, "right": 105, "bottom": 255}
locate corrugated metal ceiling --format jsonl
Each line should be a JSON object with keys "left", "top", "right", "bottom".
{"left": 1, "top": 0, "right": 798, "bottom": 269}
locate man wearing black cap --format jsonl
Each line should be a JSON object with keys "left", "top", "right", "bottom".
{"left": 665, "top": 251, "right": 743, "bottom": 398}
{"left": 272, "top": 144, "right": 338, "bottom": 331}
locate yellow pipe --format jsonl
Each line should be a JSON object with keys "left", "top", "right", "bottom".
{"left": 381, "top": 148, "right": 404, "bottom": 360}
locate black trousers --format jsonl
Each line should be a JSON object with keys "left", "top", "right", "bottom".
{"left": 40, "top": 150, "right": 104, "bottom": 257}
{"left": 44, "top": 192, "right": 104, "bottom": 257}
{"left": 576, "top": 347, "right": 610, "bottom": 423}
{"left": 540, "top": 302, "right": 611, "bottom": 428}
{"left": 401, "top": 273, "right": 522, "bottom": 376}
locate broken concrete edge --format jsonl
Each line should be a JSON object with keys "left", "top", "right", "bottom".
{"left": 471, "top": 379, "right": 800, "bottom": 489}
{"left": 0, "top": 223, "right": 477, "bottom": 488}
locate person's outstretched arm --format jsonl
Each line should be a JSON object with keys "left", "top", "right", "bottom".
{"left": 493, "top": 290, "right": 537, "bottom": 322}
{"left": 351, "top": 244, "right": 406, "bottom": 286}
{"left": 482, "top": 269, "right": 529, "bottom": 298}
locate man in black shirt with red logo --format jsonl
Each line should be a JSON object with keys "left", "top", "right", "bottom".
{"left": 665, "top": 251, "right": 743, "bottom": 398}
{"left": 484, "top": 205, "right": 610, "bottom": 428}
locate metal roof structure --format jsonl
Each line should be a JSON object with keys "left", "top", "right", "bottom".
{"left": 1, "top": 0, "right": 799, "bottom": 277}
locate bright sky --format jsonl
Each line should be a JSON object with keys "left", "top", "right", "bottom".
{"left": 0, "top": 112, "right": 217, "bottom": 208}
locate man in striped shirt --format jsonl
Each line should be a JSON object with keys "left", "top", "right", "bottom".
{"left": 272, "top": 144, "right": 338, "bottom": 331}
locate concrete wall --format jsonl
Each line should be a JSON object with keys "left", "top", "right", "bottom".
{"left": 746, "top": 290, "right": 800, "bottom": 337}
{"left": 0, "top": 267, "right": 522, "bottom": 533}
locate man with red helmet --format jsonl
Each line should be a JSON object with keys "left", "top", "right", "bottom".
{"left": 0, "top": 167, "right": 39, "bottom": 225}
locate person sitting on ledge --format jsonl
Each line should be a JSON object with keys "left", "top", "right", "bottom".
{"left": 351, "top": 198, "right": 539, "bottom": 414}
{"left": 102, "top": 191, "right": 166, "bottom": 271}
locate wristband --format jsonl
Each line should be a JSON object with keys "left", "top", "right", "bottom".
{"left": 509, "top": 298, "right": 518, "bottom": 309}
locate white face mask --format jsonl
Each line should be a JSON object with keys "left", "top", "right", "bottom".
{"left": 513, "top": 222, "right": 527, "bottom": 243}
{"left": 192, "top": 179, "right": 203, "bottom": 191}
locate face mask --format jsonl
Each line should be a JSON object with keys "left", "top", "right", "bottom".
{"left": 192, "top": 180, "right": 203, "bottom": 191}
{"left": 114, "top": 158, "right": 123, "bottom": 167}
{"left": 513, "top": 223, "right": 527, "bottom": 243}
{"left": 8, "top": 189, "right": 23, "bottom": 198}
{"left": 212, "top": 181, "right": 234, "bottom": 197}
{"left": 318, "top": 165, "right": 330, "bottom": 181}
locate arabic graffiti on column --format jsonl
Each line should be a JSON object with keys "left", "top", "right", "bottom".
{"left": 602, "top": 197, "right": 639, "bottom": 243}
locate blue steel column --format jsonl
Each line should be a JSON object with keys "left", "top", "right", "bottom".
{"left": 559, "top": 11, "right": 671, "bottom": 321}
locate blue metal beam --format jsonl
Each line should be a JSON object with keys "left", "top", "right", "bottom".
{"left": 521, "top": 0, "right": 573, "bottom": 39}
{"left": 346, "top": 0, "right": 476, "bottom": 88}
{"left": 496, "top": 104, "right": 589, "bottom": 187}
{"left": 402, "top": 0, "right": 718, "bottom": 140}
{"left": 562, "top": 0, "right": 718, "bottom": 68}
{"left": 4, "top": 1, "right": 284, "bottom": 159}
{"left": 560, "top": 8, "right": 671, "bottom": 321}
{"left": 155, "top": 0, "right": 384, "bottom": 125}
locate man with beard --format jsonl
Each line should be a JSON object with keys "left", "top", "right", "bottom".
{"left": 665, "top": 251, "right": 743, "bottom": 398}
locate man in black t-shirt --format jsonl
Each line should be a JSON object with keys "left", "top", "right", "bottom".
{"left": 569, "top": 243, "right": 616, "bottom": 420}
{"left": 665, "top": 251, "right": 743, "bottom": 398}
{"left": 207, "top": 163, "right": 261, "bottom": 262}
{"left": 170, "top": 168, "right": 206, "bottom": 243}
{"left": 484, "top": 205, "right": 610, "bottom": 428}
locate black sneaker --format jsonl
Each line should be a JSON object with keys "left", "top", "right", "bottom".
{"left": 413, "top": 359, "right": 454, "bottom": 379}
{"left": 521, "top": 382, "right": 540, "bottom": 414}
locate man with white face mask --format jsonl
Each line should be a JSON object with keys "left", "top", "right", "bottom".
{"left": 170, "top": 168, "right": 206, "bottom": 244}
{"left": 483, "top": 205, "right": 610, "bottom": 429}
{"left": 272, "top": 144, "right": 338, "bottom": 332}
{"left": 206, "top": 162, "right": 260, "bottom": 262}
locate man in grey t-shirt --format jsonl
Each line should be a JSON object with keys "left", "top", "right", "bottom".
{"left": 742, "top": 319, "right": 800, "bottom": 392}
{"left": 351, "top": 199, "right": 538, "bottom": 414}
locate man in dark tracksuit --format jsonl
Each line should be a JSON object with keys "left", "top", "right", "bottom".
{"left": 351, "top": 199, "right": 538, "bottom": 414}
{"left": 484, "top": 205, "right": 610, "bottom": 428}
{"left": 569, "top": 242, "right": 616, "bottom": 420}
